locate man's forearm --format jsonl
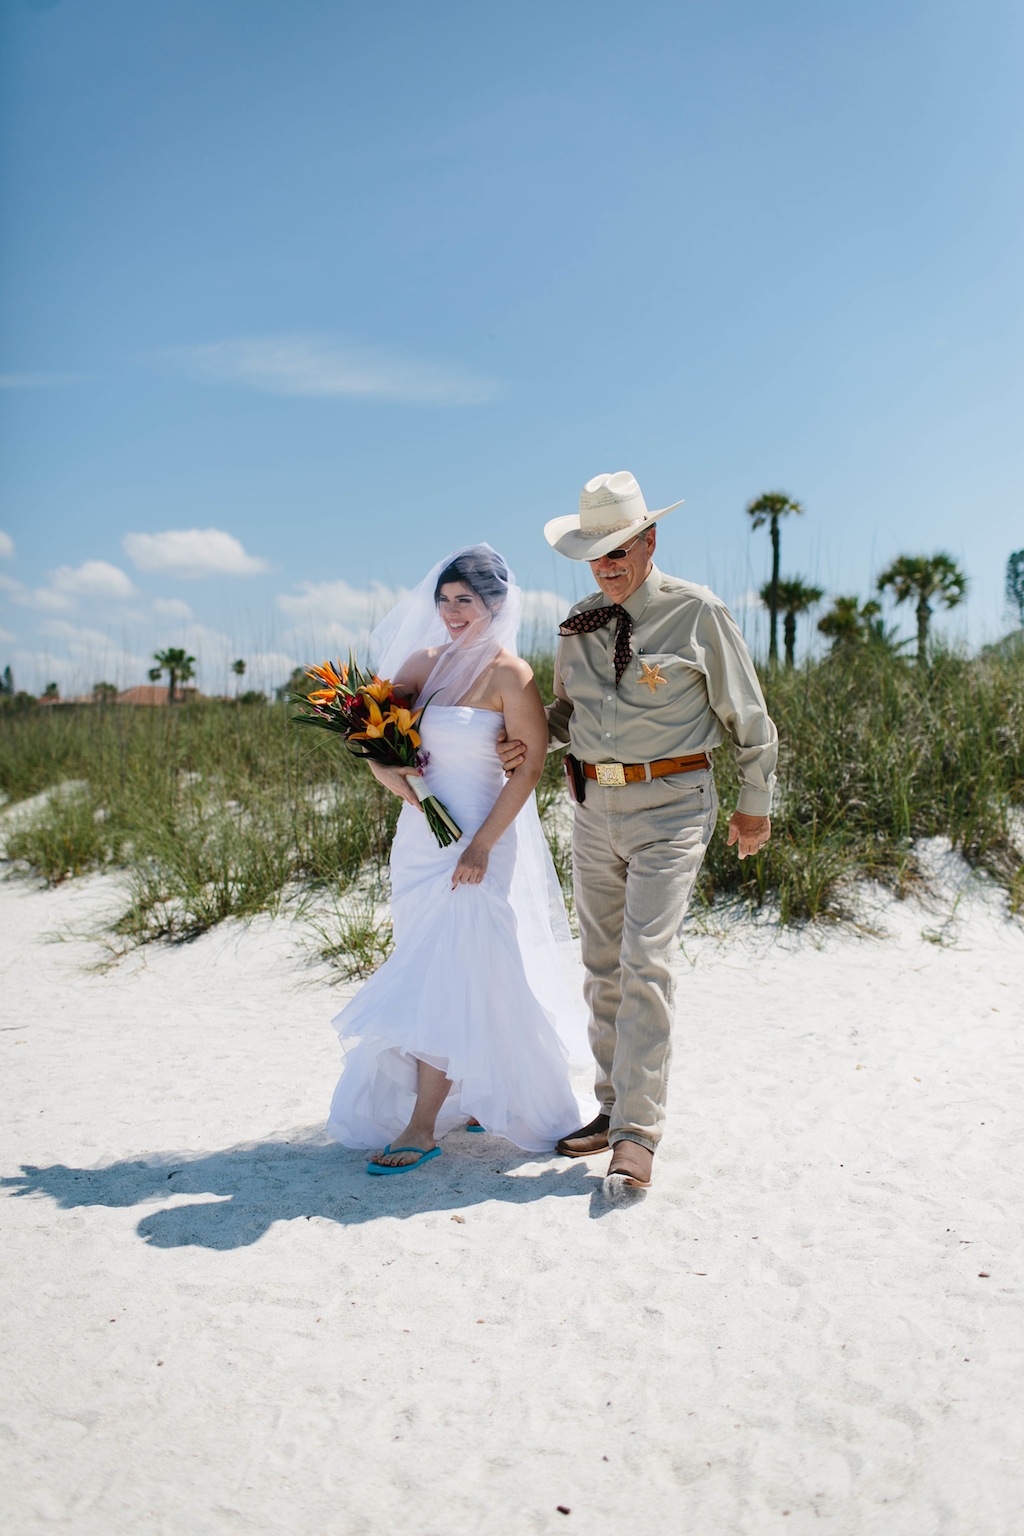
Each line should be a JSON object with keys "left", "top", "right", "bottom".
{"left": 701, "top": 604, "right": 778, "bottom": 815}
{"left": 546, "top": 694, "right": 573, "bottom": 752}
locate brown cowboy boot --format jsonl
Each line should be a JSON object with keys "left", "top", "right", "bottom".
{"left": 556, "top": 1113, "right": 611, "bottom": 1158}
{"left": 605, "top": 1140, "right": 653, "bottom": 1189}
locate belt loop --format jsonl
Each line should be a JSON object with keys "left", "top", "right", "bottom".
{"left": 643, "top": 762, "right": 652, "bottom": 782}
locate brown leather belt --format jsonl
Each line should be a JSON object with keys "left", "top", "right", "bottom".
{"left": 582, "top": 752, "right": 711, "bottom": 786}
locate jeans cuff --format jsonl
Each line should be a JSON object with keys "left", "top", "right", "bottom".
{"left": 609, "top": 1131, "right": 657, "bottom": 1154}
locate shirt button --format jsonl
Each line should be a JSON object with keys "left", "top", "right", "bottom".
{"left": 604, "top": 732, "right": 611, "bottom": 738}
{"left": 605, "top": 694, "right": 612, "bottom": 701}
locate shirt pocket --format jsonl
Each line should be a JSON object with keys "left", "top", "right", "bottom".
{"left": 627, "top": 652, "right": 701, "bottom": 710}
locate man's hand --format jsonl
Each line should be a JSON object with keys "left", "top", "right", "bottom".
{"left": 495, "top": 728, "right": 527, "bottom": 776}
{"left": 726, "top": 811, "right": 771, "bottom": 860}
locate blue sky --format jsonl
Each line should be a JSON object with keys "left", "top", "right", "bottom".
{"left": 1, "top": 0, "right": 1022, "bottom": 695}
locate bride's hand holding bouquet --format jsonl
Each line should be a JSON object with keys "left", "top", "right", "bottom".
{"left": 291, "top": 658, "right": 462, "bottom": 848}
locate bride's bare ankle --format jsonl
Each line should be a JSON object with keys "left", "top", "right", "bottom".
{"left": 399, "top": 1120, "right": 437, "bottom": 1152}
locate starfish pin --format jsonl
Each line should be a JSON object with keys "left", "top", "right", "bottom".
{"left": 639, "top": 661, "right": 667, "bottom": 694}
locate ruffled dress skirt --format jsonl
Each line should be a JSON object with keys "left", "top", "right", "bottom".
{"left": 326, "top": 707, "right": 585, "bottom": 1152}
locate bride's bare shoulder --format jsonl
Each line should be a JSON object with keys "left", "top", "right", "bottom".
{"left": 392, "top": 646, "right": 438, "bottom": 693}
{"left": 493, "top": 651, "right": 537, "bottom": 689}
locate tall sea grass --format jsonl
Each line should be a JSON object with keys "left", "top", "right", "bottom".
{"left": 1, "top": 645, "right": 1021, "bottom": 963}
{"left": 0, "top": 700, "right": 398, "bottom": 945}
{"left": 700, "top": 643, "right": 1024, "bottom": 920}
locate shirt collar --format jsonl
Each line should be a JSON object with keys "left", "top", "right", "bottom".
{"left": 622, "top": 564, "right": 661, "bottom": 623}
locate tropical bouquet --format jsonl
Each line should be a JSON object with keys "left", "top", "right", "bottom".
{"left": 292, "top": 657, "right": 462, "bottom": 848}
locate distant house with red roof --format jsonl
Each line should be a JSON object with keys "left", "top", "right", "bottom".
{"left": 34, "top": 684, "right": 203, "bottom": 707}
{"left": 117, "top": 685, "right": 201, "bottom": 706}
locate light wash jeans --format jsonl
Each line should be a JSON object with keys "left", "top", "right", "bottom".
{"left": 571, "top": 769, "right": 718, "bottom": 1152}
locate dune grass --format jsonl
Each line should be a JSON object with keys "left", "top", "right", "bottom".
{"left": 1, "top": 645, "right": 1021, "bottom": 967}
{"left": 0, "top": 701, "right": 398, "bottom": 947}
{"left": 699, "top": 643, "right": 1024, "bottom": 921}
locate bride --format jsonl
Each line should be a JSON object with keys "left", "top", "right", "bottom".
{"left": 326, "top": 544, "right": 590, "bottom": 1174}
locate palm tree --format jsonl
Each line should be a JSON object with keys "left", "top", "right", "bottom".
{"left": 231, "top": 658, "right": 246, "bottom": 700}
{"left": 177, "top": 654, "right": 196, "bottom": 698}
{"left": 759, "top": 577, "right": 823, "bottom": 668}
{"left": 746, "top": 491, "right": 804, "bottom": 668}
{"left": 276, "top": 665, "right": 308, "bottom": 703}
{"left": 817, "top": 596, "right": 884, "bottom": 652}
{"left": 876, "top": 554, "right": 968, "bottom": 666}
{"left": 1006, "top": 550, "right": 1024, "bottom": 627}
{"left": 152, "top": 646, "right": 197, "bottom": 705}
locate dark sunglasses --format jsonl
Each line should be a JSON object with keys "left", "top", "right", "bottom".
{"left": 590, "top": 534, "right": 644, "bottom": 564}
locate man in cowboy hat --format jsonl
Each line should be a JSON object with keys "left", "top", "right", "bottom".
{"left": 500, "top": 470, "right": 777, "bottom": 1193}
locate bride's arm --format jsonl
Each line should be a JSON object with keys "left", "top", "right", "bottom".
{"left": 451, "top": 659, "right": 547, "bottom": 887}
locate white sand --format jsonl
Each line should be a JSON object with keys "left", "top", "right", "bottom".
{"left": 1, "top": 847, "right": 1022, "bottom": 1535}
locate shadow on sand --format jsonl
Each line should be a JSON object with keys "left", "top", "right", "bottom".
{"left": 1, "top": 1127, "right": 627, "bottom": 1248}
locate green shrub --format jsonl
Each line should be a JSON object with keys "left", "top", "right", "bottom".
{"left": 4, "top": 786, "right": 120, "bottom": 884}
{"left": 697, "top": 642, "right": 1024, "bottom": 916}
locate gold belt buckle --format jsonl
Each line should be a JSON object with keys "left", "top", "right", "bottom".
{"left": 595, "top": 762, "right": 627, "bottom": 787}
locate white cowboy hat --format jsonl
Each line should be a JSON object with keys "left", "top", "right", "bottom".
{"left": 544, "top": 470, "right": 684, "bottom": 561}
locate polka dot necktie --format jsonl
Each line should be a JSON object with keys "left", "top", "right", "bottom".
{"left": 558, "top": 604, "right": 633, "bottom": 687}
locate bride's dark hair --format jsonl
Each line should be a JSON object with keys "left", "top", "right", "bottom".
{"left": 434, "top": 547, "right": 509, "bottom": 614}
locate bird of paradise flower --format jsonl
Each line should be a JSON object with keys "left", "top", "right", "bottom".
{"left": 291, "top": 655, "right": 462, "bottom": 847}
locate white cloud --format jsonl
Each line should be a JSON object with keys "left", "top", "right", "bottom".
{"left": 123, "top": 528, "right": 270, "bottom": 578}
{"left": 277, "top": 578, "right": 573, "bottom": 663}
{"left": 520, "top": 588, "right": 572, "bottom": 642}
{"left": 51, "top": 560, "right": 136, "bottom": 600}
{"left": 0, "top": 531, "right": 13, "bottom": 559}
{"left": 37, "top": 619, "right": 112, "bottom": 643}
{"left": 8, "top": 612, "right": 295, "bottom": 696}
{"left": 152, "top": 597, "right": 194, "bottom": 621}
{"left": 230, "top": 649, "right": 300, "bottom": 693}
{"left": 2, "top": 560, "right": 135, "bottom": 614}
{"left": 32, "top": 588, "right": 74, "bottom": 613}
{"left": 177, "top": 622, "right": 234, "bottom": 652}
{"left": 5, "top": 579, "right": 571, "bottom": 697}
{"left": 19, "top": 625, "right": 152, "bottom": 693}
{"left": 277, "top": 578, "right": 406, "bottom": 660}
{"left": 278, "top": 577, "right": 403, "bottom": 631}
{"left": 168, "top": 335, "right": 499, "bottom": 407}
{"left": 730, "top": 588, "right": 767, "bottom": 611}
{"left": 21, "top": 620, "right": 235, "bottom": 695}
{"left": 0, "top": 625, "right": 15, "bottom": 643}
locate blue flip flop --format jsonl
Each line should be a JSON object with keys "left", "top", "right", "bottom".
{"left": 465, "top": 1121, "right": 486, "bottom": 1134}
{"left": 366, "top": 1144, "right": 442, "bottom": 1176}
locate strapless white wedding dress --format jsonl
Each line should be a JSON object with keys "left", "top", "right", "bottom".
{"left": 326, "top": 707, "right": 588, "bottom": 1152}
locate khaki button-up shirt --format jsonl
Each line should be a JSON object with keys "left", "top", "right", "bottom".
{"left": 550, "top": 565, "right": 778, "bottom": 816}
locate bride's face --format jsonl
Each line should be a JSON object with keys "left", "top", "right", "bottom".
{"left": 437, "top": 581, "right": 491, "bottom": 641}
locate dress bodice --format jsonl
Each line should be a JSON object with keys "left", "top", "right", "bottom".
{"left": 415, "top": 705, "right": 505, "bottom": 830}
